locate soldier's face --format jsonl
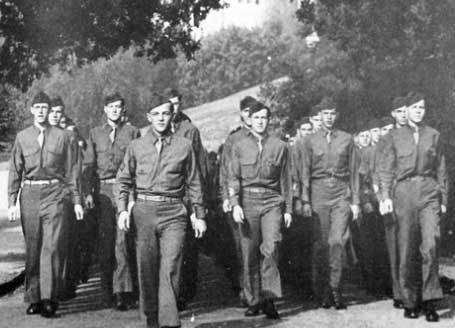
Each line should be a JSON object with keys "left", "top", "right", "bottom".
{"left": 148, "top": 103, "right": 173, "bottom": 134}
{"left": 320, "top": 109, "right": 337, "bottom": 129}
{"left": 240, "top": 108, "right": 251, "bottom": 126}
{"left": 104, "top": 100, "right": 125, "bottom": 123}
{"left": 392, "top": 106, "right": 408, "bottom": 126}
{"left": 310, "top": 114, "right": 322, "bottom": 131}
{"left": 407, "top": 99, "right": 425, "bottom": 124}
{"left": 298, "top": 123, "right": 313, "bottom": 137}
{"left": 370, "top": 127, "right": 380, "bottom": 143}
{"left": 30, "top": 103, "right": 49, "bottom": 125}
{"left": 169, "top": 97, "right": 181, "bottom": 113}
{"left": 250, "top": 109, "right": 269, "bottom": 134}
{"left": 48, "top": 106, "right": 64, "bottom": 126}
{"left": 358, "top": 131, "right": 371, "bottom": 147}
{"left": 380, "top": 124, "right": 394, "bottom": 136}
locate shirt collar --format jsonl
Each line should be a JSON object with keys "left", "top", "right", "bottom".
{"left": 104, "top": 121, "right": 122, "bottom": 131}
{"left": 146, "top": 127, "right": 172, "bottom": 145}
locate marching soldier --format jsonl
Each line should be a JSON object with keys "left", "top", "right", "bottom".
{"left": 296, "top": 116, "right": 313, "bottom": 139}
{"left": 116, "top": 97, "right": 206, "bottom": 328}
{"left": 296, "top": 97, "right": 360, "bottom": 309}
{"left": 229, "top": 101, "right": 292, "bottom": 319}
{"left": 83, "top": 93, "right": 140, "bottom": 310}
{"left": 380, "top": 92, "right": 447, "bottom": 322}
{"left": 309, "top": 106, "right": 322, "bottom": 132}
{"left": 8, "top": 91, "right": 84, "bottom": 318}
{"left": 219, "top": 95, "right": 257, "bottom": 306}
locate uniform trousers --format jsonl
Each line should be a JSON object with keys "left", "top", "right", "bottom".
{"left": 96, "top": 183, "right": 135, "bottom": 301}
{"left": 60, "top": 198, "right": 78, "bottom": 298}
{"left": 311, "top": 178, "right": 351, "bottom": 295}
{"left": 132, "top": 199, "right": 187, "bottom": 327}
{"left": 240, "top": 192, "right": 283, "bottom": 306}
{"left": 383, "top": 212, "right": 402, "bottom": 301}
{"left": 20, "top": 182, "right": 68, "bottom": 304}
{"left": 394, "top": 177, "right": 442, "bottom": 308}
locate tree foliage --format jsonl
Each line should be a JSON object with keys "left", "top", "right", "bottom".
{"left": 0, "top": 0, "right": 223, "bottom": 90}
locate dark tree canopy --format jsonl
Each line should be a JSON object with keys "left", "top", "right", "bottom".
{"left": 0, "top": 0, "right": 223, "bottom": 90}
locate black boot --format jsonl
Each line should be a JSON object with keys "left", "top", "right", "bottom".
{"left": 26, "top": 303, "right": 41, "bottom": 315}
{"left": 244, "top": 304, "right": 261, "bottom": 317}
{"left": 423, "top": 301, "right": 439, "bottom": 322}
{"left": 332, "top": 289, "right": 347, "bottom": 310}
{"left": 262, "top": 300, "right": 280, "bottom": 319}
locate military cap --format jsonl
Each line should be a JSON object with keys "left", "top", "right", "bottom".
{"left": 240, "top": 96, "right": 257, "bottom": 110}
{"left": 164, "top": 88, "right": 182, "bottom": 100}
{"left": 405, "top": 91, "right": 425, "bottom": 106}
{"left": 104, "top": 92, "right": 125, "bottom": 106}
{"left": 299, "top": 116, "right": 312, "bottom": 126}
{"left": 366, "top": 118, "right": 381, "bottom": 130}
{"left": 391, "top": 96, "right": 407, "bottom": 111}
{"left": 148, "top": 93, "right": 174, "bottom": 112}
{"left": 31, "top": 91, "right": 51, "bottom": 106}
{"left": 50, "top": 96, "right": 65, "bottom": 108}
{"left": 309, "top": 105, "right": 321, "bottom": 117}
{"left": 317, "top": 96, "right": 337, "bottom": 111}
{"left": 249, "top": 101, "right": 270, "bottom": 117}
{"left": 380, "top": 116, "right": 395, "bottom": 127}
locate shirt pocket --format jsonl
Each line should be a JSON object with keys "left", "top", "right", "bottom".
{"left": 239, "top": 154, "right": 257, "bottom": 180}
{"left": 396, "top": 146, "right": 414, "bottom": 168}
{"left": 263, "top": 157, "right": 281, "bottom": 180}
{"left": 22, "top": 146, "right": 40, "bottom": 168}
{"left": 46, "top": 140, "right": 65, "bottom": 167}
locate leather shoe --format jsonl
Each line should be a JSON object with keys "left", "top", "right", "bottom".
{"left": 26, "top": 303, "right": 41, "bottom": 315}
{"left": 425, "top": 309, "right": 439, "bottom": 322}
{"left": 403, "top": 308, "right": 419, "bottom": 319}
{"left": 244, "top": 304, "right": 261, "bottom": 317}
{"left": 332, "top": 289, "right": 347, "bottom": 310}
{"left": 262, "top": 300, "right": 280, "bottom": 319}
{"left": 393, "top": 299, "right": 404, "bottom": 309}
{"left": 41, "top": 299, "right": 56, "bottom": 318}
{"left": 115, "top": 293, "right": 128, "bottom": 311}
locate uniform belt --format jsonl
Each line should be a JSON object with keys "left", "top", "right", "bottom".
{"left": 137, "top": 194, "right": 180, "bottom": 202}
{"left": 24, "top": 179, "right": 60, "bottom": 185}
{"left": 100, "top": 178, "right": 116, "bottom": 184}
{"left": 243, "top": 187, "right": 275, "bottom": 194}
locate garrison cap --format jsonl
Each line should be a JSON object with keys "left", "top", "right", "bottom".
{"left": 31, "top": 91, "right": 51, "bottom": 106}
{"left": 366, "top": 118, "right": 381, "bottom": 130}
{"left": 249, "top": 101, "right": 270, "bottom": 117}
{"left": 405, "top": 91, "right": 425, "bottom": 106}
{"left": 314, "top": 96, "right": 336, "bottom": 113}
{"left": 309, "top": 105, "right": 321, "bottom": 117}
{"left": 50, "top": 96, "right": 65, "bottom": 108}
{"left": 299, "top": 116, "right": 312, "bottom": 126}
{"left": 240, "top": 96, "right": 257, "bottom": 110}
{"left": 380, "top": 116, "right": 395, "bottom": 127}
{"left": 164, "top": 88, "right": 182, "bottom": 100}
{"left": 148, "top": 93, "right": 174, "bottom": 112}
{"left": 391, "top": 96, "right": 407, "bottom": 110}
{"left": 104, "top": 92, "right": 124, "bottom": 106}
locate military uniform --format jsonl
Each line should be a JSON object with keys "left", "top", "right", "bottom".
{"left": 83, "top": 122, "right": 140, "bottom": 303}
{"left": 116, "top": 129, "right": 204, "bottom": 328}
{"left": 8, "top": 125, "right": 80, "bottom": 306}
{"left": 379, "top": 125, "right": 447, "bottom": 310}
{"left": 228, "top": 130, "right": 292, "bottom": 307}
{"left": 297, "top": 128, "right": 359, "bottom": 302}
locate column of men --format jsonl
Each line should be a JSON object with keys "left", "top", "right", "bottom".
{"left": 7, "top": 89, "right": 448, "bottom": 326}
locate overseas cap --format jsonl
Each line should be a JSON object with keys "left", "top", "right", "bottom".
{"left": 149, "top": 93, "right": 173, "bottom": 112}
{"left": 240, "top": 96, "right": 257, "bottom": 110}
{"left": 104, "top": 92, "right": 124, "bottom": 106}
{"left": 249, "top": 101, "right": 270, "bottom": 117}
{"left": 406, "top": 91, "right": 425, "bottom": 106}
{"left": 380, "top": 116, "right": 395, "bottom": 127}
{"left": 391, "top": 96, "right": 407, "bottom": 110}
{"left": 50, "top": 96, "right": 65, "bottom": 108}
{"left": 164, "top": 88, "right": 182, "bottom": 100}
{"left": 31, "top": 91, "right": 51, "bottom": 106}
{"left": 366, "top": 118, "right": 381, "bottom": 130}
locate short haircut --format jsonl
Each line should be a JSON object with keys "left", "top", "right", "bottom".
{"left": 249, "top": 101, "right": 270, "bottom": 117}
{"left": 50, "top": 96, "right": 65, "bottom": 108}
{"left": 31, "top": 91, "right": 51, "bottom": 106}
{"left": 164, "top": 88, "right": 182, "bottom": 100}
{"left": 240, "top": 96, "right": 257, "bottom": 110}
{"left": 104, "top": 92, "right": 125, "bottom": 106}
{"left": 366, "top": 118, "right": 381, "bottom": 130}
{"left": 405, "top": 91, "right": 425, "bottom": 106}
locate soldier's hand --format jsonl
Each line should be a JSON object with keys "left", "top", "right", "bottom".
{"left": 441, "top": 205, "right": 447, "bottom": 214}
{"left": 74, "top": 204, "right": 84, "bottom": 221}
{"left": 373, "top": 184, "right": 379, "bottom": 194}
{"left": 222, "top": 199, "right": 232, "bottom": 213}
{"left": 8, "top": 206, "right": 17, "bottom": 222}
{"left": 294, "top": 199, "right": 303, "bottom": 216}
{"left": 383, "top": 198, "right": 393, "bottom": 214}
{"left": 233, "top": 205, "right": 245, "bottom": 223}
{"left": 284, "top": 213, "right": 292, "bottom": 228}
{"left": 191, "top": 218, "right": 207, "bottom": 238}
{"left": 127, "top": 201, "right": 135, "bottom": 216}
{"left": 118, "top": 211, "right": 130, "bottom": 231}
{"left": 351, "top": 204, "right": 360, "bottom": 221}
{"left": 303, "top": 203, "right": 312, "bottom": 218}
{"left": 85, "top": 194, "right": 94, "bottom": 209}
